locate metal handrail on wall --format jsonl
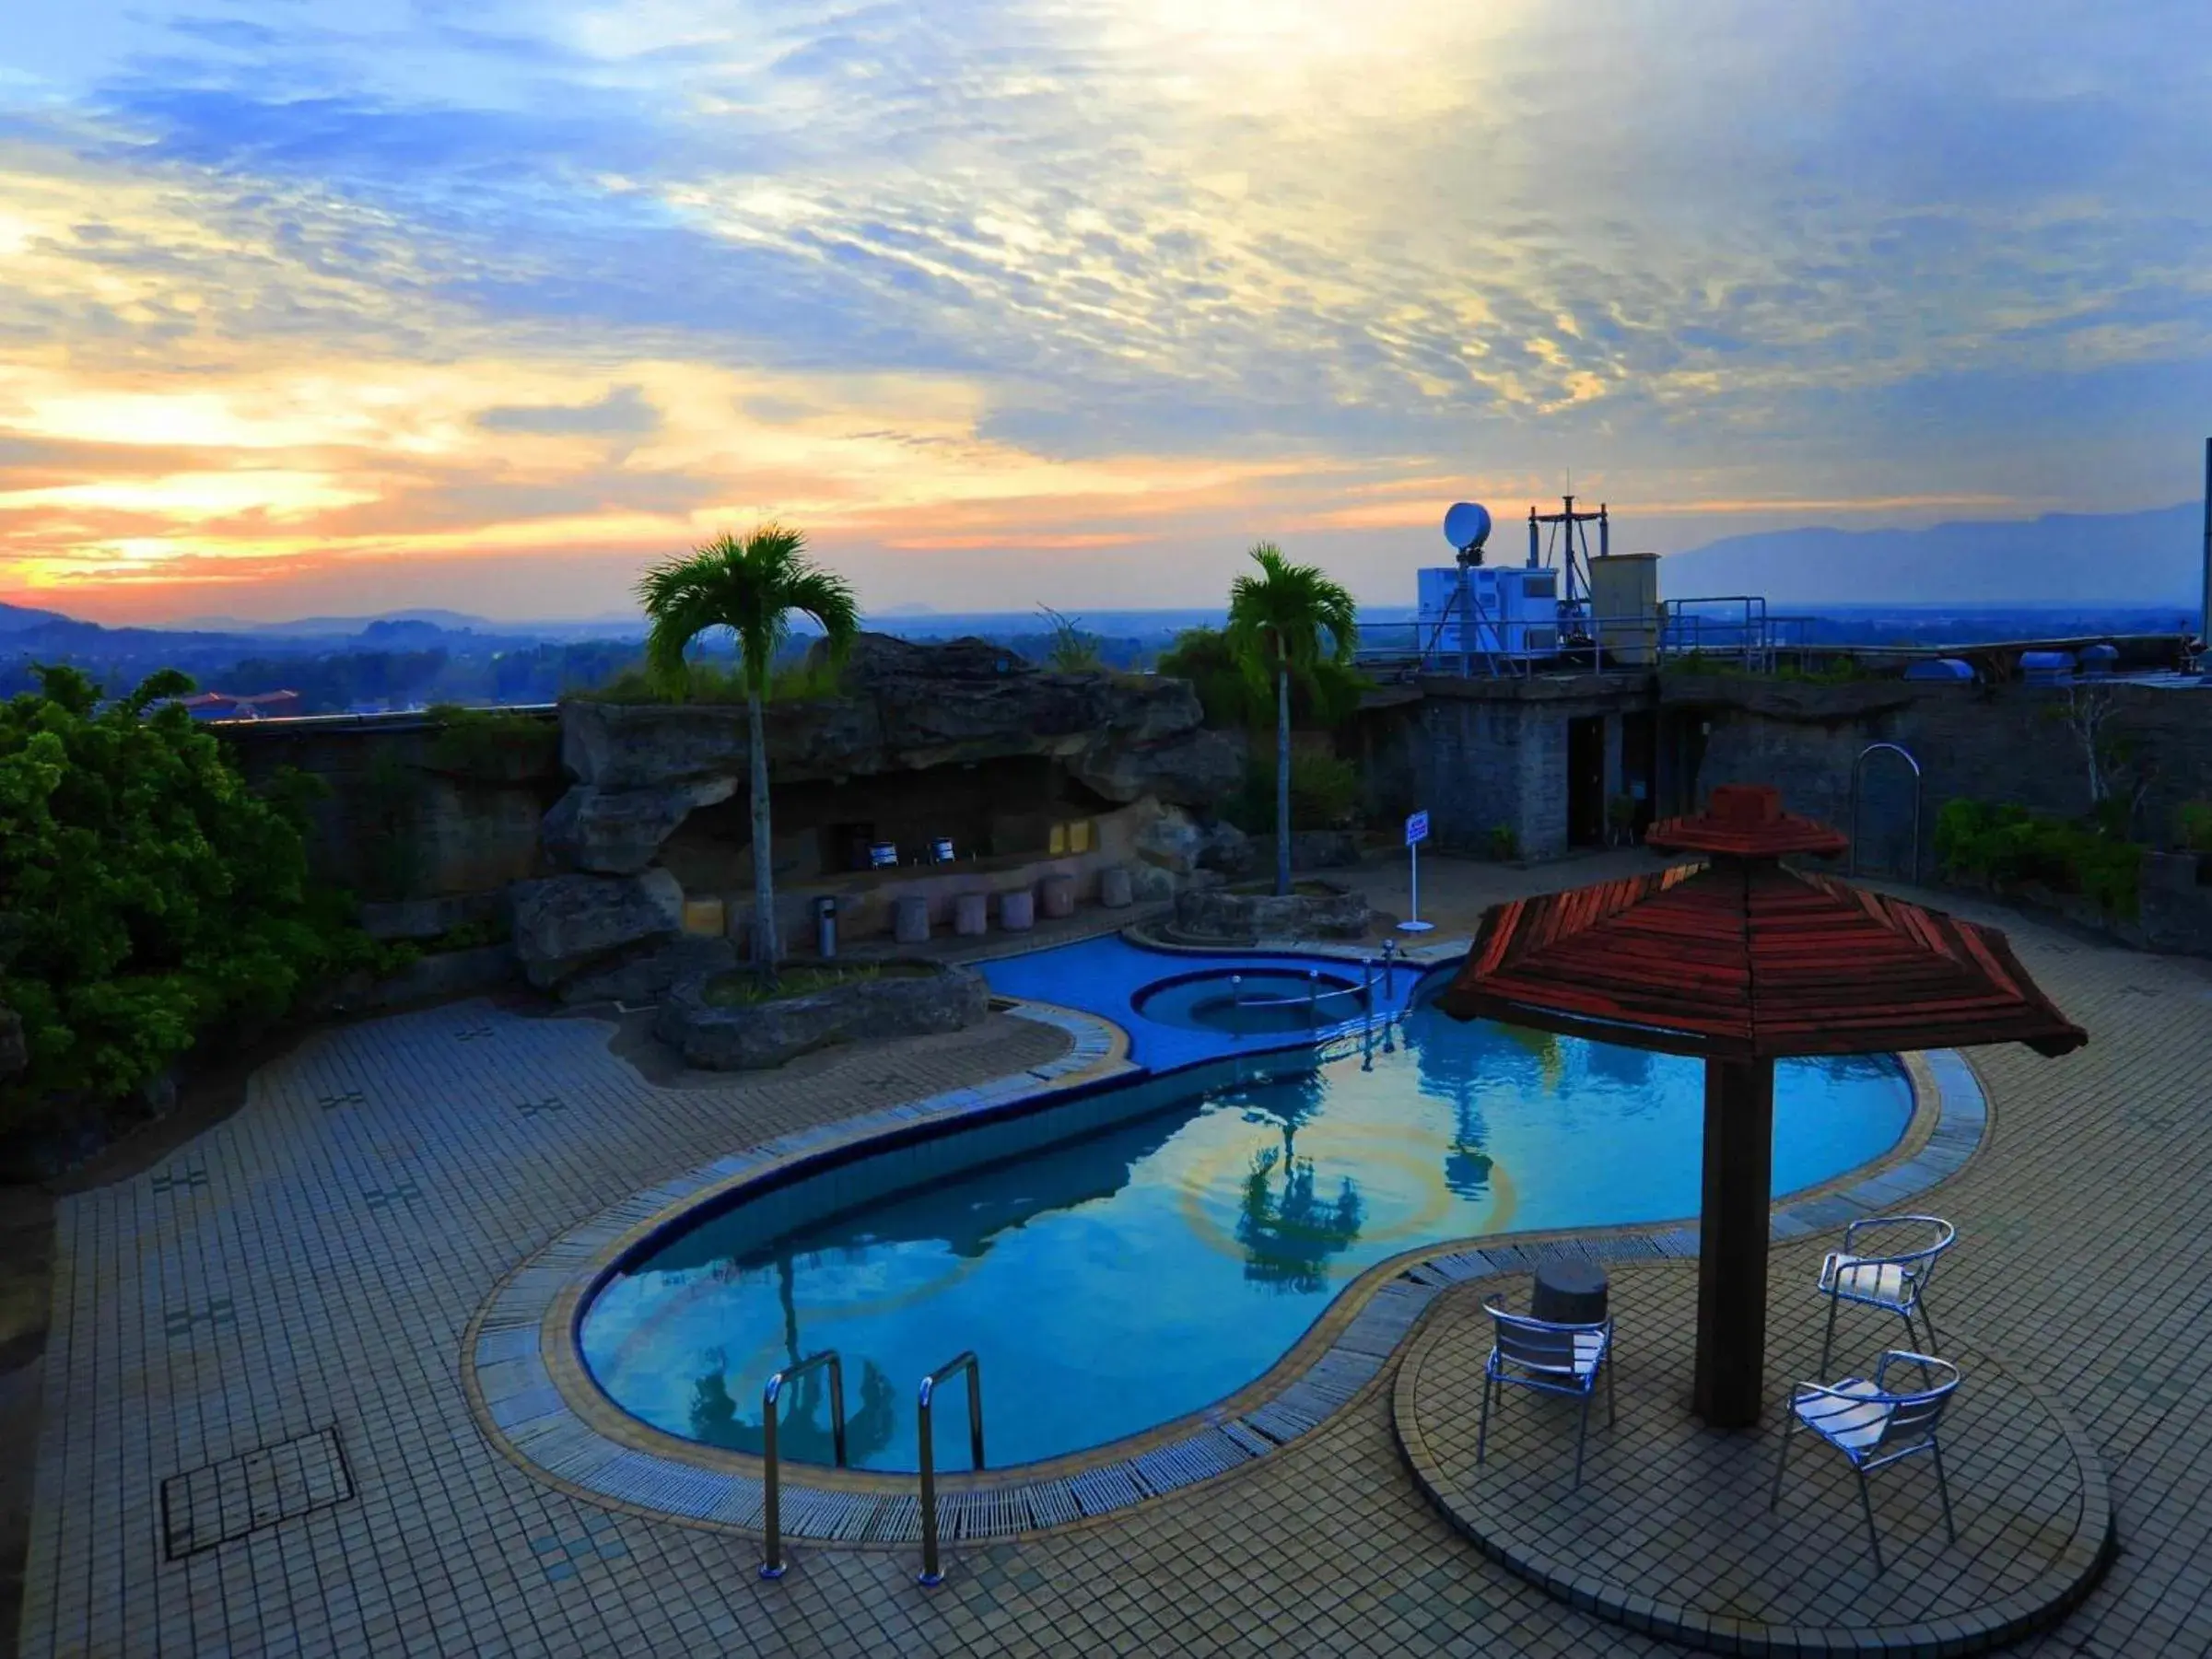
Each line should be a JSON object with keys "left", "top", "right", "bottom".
{"left": 759, "top": 1350, "right": 848, "bottom": 1580}
{"left": 1848, "top": 742, "right": 1925, "bottom": 882}
{"left": 916, "top": 1351, "right": 986, "bottom": 1587}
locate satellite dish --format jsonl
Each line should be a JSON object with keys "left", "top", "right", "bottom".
{"left": 1443, "top": 501, "right": 1492, "bottom": 554}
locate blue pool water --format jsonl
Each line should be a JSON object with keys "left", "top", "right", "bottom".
{"left": 580, "top": 942, "right": 1914, "bottom": 1472}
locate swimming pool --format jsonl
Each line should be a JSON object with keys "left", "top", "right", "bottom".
{"left": 579, "top": 942, "right": 1914, "bottom": 1473}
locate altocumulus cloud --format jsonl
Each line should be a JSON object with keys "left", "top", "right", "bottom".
{"left": 0, "top": 0, "right": 2206, "bottom": 614}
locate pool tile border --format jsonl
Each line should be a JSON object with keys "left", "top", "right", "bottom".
{"left": 462, "top": 1013, "right": 1988, "bottom": 1558}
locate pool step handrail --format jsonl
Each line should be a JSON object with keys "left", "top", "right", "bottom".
{"left": 759, "top": 1349, "right": 848, "bottom": 1580}
{"left": 916, "top": 1350, "right": 986, "bottom": 1587}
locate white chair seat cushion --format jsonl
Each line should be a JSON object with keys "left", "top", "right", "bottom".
{"left": 1795, "top": 1377, "right": 1891, "bottom": 1453}
{"left": 1820, "top": 1253, "right": 1912, "bottom": 1308}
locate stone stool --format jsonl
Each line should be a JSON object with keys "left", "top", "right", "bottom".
{"left": 953, "top": 892, "right": 989, "bottom": 937}
{"left": 893, "top": 894, "right": 931, "bottom": 944}
{"left": 1000, "top": 889, "right": 1036, "bottom": 932}
{"left": 1039, "top": 873, "right": 1077, "bottom": 919}
{"left": 1097, "top": 867, "right": 1134, "bottom": 910}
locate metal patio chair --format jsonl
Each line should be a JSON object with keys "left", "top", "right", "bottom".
{"left": 1816, "top": 1213, "right": 1955, "bottom": 1377}
{"left": 1769, "top": 1349, "right": 1960, "bottom": 1574}
{"left": 1475, "top": 1295, "right": 1616, "bottom": 1488}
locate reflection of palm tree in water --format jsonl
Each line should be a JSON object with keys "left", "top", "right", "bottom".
{"left": 1233, "top": 1073, "right": 1363, "bottom": 1292}
{"left": 1401, "top": 1009, "right": 1499, "bottom": 1200}
{"left": 686, "top": 1246, "right": 898, "bottom": 1464}
{"left": 1235, "top": 1145, "right": 1363, "bottom": 1293}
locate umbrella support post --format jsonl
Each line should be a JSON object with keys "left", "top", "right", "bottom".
{"left": 1693, "top": 1057, "right": 1773, "bottom": 1429}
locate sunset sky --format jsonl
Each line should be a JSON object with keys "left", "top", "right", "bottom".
{"left": 3, "top": 2, "right": 2208, "bottom": 623}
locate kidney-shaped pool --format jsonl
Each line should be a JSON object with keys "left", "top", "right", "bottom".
{"left": 579, "top": 987, "right": 1911, "bottom": 1473}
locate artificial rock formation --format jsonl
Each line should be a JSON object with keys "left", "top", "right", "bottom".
{"left": 654, "top": 959, "right": 989, "bottom": 1069}
{"left": 541, "top": 778, "right": 738, "bottom": 875}
{"left": 509, "top": 869, "right": 685, "bottom": 994}
{"left": 517, "top": 637, "right": 1246, "bottom": 989}
{"left": 1169, "top": 884, "right": 1372, "bottom": 945}
{"left": 556, "top": 635, "right": 1239, "bottom": 803}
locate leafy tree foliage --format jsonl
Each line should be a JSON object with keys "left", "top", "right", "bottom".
{"left": 1155, "top": 625, "right": 1366, "bottom": 730}
{"left": 0, "top": 666, "right": 380, "bottom": 1129}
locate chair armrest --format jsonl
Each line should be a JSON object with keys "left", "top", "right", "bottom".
{"left": 1873, "top": 1349, "right": 1949, "bottom": 1392}
{"left": 1841, "top": 1214, "right": 1951, "bottom": 1254}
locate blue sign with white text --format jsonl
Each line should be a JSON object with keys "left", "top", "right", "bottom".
{"left": 1405, "top": 811, "right": 1430, "bottom": 846}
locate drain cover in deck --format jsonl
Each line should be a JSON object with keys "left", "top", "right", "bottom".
{"left": 160, "top": 1427, "right": 355, "bottom": 1560}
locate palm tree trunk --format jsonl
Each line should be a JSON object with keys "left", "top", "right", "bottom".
{"left": 748, "top": 683, "right": 779, "bottom": 987}
{"left": 1275, "top": 654, "right": 1293, "bottom": 897}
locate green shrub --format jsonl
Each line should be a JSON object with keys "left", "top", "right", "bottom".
{"left": 1223, "top": 751, "right": 1362, "bottom": 835}
{"left": 1155, "top": 626, "right": 1368, "bottom": 730}
{"left": 577, "top": 655, "right": 844, "bottom": 705}
{"left": 2175, "top": 800, "right": 2212, "bottom": 854}
{"left": 0, "top": 666, "right": 386, "bottom": 1131}
{"left": 1933, "top": 798, "right": 2141, "bottom": 918}
{"left": 1487, "top": 824, "right": 1521, "bottom": 862}
{"left": 424, "top": 705, "right": 560, "bottom": 779}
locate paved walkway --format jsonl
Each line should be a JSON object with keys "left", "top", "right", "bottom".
{"left": 16, "top": 864, "right": 2212, "bottom": 1657}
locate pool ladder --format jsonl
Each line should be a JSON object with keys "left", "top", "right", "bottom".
{"left": 917, "top": 1350, "right": 985, "bottom": 1587}
{"left": 758, "top": 1350, "right": 848, "bottom": 1579}
{"left": 754, "top": 1348, "right": 988, "bottom": 1587}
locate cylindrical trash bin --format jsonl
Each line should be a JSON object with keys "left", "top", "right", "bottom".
{"left": 813, "top": 895, "right": 837, "bottom": 959}
{"left": 1000, "top": 889, "right": 1036, "bottom": 932}
{"left": 894, "top": 894, "right": 931, "bottom": 944}
{"left": 1529, "top": 1260, "right": 1609, "bottom": 1325}
{"left": 1097, "top": 867, "right": 1134, "bottom": 910}
{"left": 1039, "top": 873, "right": 1077, "bottom": 918}
{"left": 954, "top": 893, "right": 989, "bottom": 937}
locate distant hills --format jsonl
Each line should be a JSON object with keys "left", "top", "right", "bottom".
{"left": 1658, "top": 503, "right": 2202, "bottom": 609}
{"left": 0, "top": 601, "right": 69, "bottom": 636}
{"left": 172, "top": 608, "right": 502, "bottom": 637}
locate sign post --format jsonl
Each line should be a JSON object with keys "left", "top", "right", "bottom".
{"left": 1399, "top": 811, "right": 1434, "bottom": 933}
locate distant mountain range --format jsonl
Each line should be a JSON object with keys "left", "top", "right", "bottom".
{"left": 1658, "top": 503, "right": 2202, "bottom": 609}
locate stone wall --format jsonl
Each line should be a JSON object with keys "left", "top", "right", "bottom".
{"left": 1357, "top": 676, "right": 1652, "bottom": 861}
{"left": 218, "top": 712, "right": 563, "bottom": 907}
{"left": 1668, "top": 677, "right": 2212, "bottom": 878}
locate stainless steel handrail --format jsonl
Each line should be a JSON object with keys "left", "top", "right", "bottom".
{"left": 759, "top": 1350, "right": 848, "bottom": 1580}
{"left": 1848, "top": 742, "right": 1924, "bottom": 882}
{"left": 916, "top": 1350, "right": 985, "bottom": 1587}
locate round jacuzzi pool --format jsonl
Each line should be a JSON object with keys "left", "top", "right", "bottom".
{"left": 1133, "top": 967, "right": 1368, "bottom": 1034}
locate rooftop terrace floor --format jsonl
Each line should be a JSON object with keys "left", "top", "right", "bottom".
{"left": 12, "top": 855, "right": 2211, "bottom": 1657}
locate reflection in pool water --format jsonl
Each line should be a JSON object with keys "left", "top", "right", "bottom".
{"left": 580, "top": 997, "right": 1911, "bottom": 1472}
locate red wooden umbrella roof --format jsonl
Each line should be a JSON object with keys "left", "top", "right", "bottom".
{"left": 1435, "top": 787, "right": 2088, "bottom": 1061}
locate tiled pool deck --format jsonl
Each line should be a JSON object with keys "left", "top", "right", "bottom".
{"left": 15, "top": 865, "right": 2212, "bottom": 1656}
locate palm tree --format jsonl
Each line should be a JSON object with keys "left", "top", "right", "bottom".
{"left": 1224, "top": 543, "right": 1358, "bottom": 896}
{"left": 638, "top": 526, "right": 859, "bottom": 988}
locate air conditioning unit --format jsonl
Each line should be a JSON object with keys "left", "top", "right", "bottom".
{"left": 1418, "top": 566, "right": 1561, "bottom": 660}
